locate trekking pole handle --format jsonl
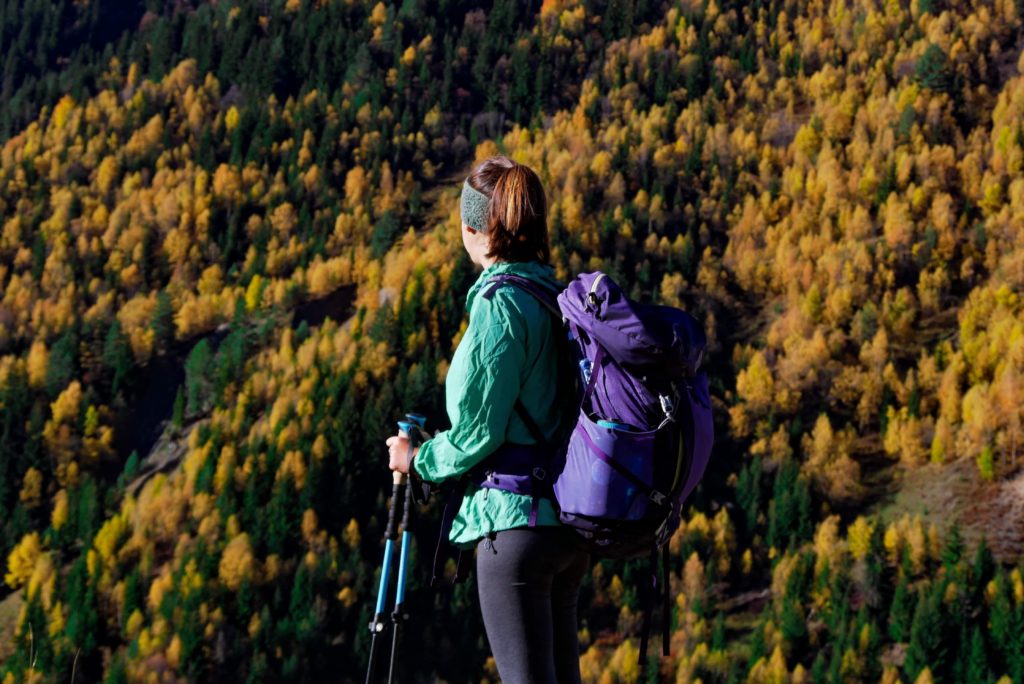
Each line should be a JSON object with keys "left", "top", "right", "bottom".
{"left": 394, "top": 417, "right": 422, "bottom": 540}
{"left": 384, "top": 474, "right": 403, "bottom": 540}
{"left": 396, "top": 419, "right": 422, "bottom": 478}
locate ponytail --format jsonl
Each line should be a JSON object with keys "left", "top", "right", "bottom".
{"left": 465, "top": 155, "right": 550, "bottom": 264}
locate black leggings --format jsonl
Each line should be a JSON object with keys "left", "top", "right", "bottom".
{"left": 476, "top": 526, "right": 590, "bottom": 684}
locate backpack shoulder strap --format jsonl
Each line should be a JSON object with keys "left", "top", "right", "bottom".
{"left": 484, "top": 272, "right": 579, "bottom": 458}
{"left": 514, "top": 397, "right": 549, "bottom": 449}
{"left": 484, "top": 272, "right": 567, "bottom": 449}
{"left": 514, "top": 396, "right": 553, "bottom": 527}
{"left": 482, "top": 273, "right": 563, "bottom": 320}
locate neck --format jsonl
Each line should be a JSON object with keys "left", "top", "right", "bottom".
{"left": 478, "top": 254, "right": 500, "bottom": 269}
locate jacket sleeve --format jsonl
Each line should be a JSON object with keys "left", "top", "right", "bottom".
{"left": 412, "top": 291, "right": 527, "bottom": 483}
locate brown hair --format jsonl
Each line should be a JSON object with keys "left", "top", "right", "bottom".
{"left": 466, "top": 155, "right": 550, "bottom": 264}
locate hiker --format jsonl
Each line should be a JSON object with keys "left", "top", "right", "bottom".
{"left": 385, "top": 155, "right": 590, "bottom": 683}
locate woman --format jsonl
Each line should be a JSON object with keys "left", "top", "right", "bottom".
{"left": 385, "top": 155, "right": 590, "bottom": 683}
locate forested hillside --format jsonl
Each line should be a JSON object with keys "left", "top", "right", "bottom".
{"left": 1, "top": 0, "right": 1024, "bottom": 682}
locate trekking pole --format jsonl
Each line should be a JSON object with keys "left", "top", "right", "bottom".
{"left": 387, "top": 413, "right": 426, "bottom": 684}
{"left": 366, "top": 468, "right": 405, "bottom": 684}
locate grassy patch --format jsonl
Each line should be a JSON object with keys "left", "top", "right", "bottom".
{"left": 0, "top": 590, "right": 24, "bottom": 664}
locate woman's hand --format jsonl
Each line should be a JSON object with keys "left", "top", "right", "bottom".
{"left": 386, "top": 433, "right": 419, "bottom": 474}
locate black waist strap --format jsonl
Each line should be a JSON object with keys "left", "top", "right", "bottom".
{"left": 430, "top": 483, "right": 466, "bottom": 587}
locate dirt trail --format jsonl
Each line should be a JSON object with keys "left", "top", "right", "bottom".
{"left": 875, "top": 458, "right": 1024, "bottom": 563}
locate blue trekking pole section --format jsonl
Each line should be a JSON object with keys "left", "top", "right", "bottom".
{"left": 365, "top": 467, "right": 405, "bottom": 683}
{"left": 366, "top": 413, "right": 427, "bottom": 684}
{"left": 387, "top": 413, "right": 426, "bottom": 684}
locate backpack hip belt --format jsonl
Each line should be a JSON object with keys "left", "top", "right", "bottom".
{"left": 466, "top": 441, "right": 554, "bottom": 499}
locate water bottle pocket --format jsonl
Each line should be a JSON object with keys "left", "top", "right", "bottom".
{"left": 553, "top": 411, "right": 657, "bottom": 520}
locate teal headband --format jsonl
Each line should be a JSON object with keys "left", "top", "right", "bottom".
{"left": 460, "top": 177, "right": 490, "bottom": 232}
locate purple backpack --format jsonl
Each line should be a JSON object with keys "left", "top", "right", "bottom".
{"left": 469, "top": 270, "right": 714, "bottom": 666}
{"left": 475, "top": 271, "right": 713, "bottom": 557}
{"left": 553, "top": 271, "right": 713, "bottom": 555}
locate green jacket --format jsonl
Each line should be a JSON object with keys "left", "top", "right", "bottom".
{"left": 412, "top": 260, "right": 565, "bottom": 548}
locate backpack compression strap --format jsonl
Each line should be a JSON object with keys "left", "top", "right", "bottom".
{"left": 638, "top": 543, "right": 672, "bottom": 672}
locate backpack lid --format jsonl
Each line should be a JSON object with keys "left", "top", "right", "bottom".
{"left": 558, "top": 272, "right": 706, "bottom": 375}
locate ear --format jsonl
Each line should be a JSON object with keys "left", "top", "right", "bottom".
{"left": 464, "top": 223, "right": 478, "bottom": 235}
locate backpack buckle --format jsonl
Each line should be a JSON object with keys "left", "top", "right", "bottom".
{"left": 649, "top": 490, "right": 667, "bottom": 506}
{"left": 659, "top": 394, "right": 675, "bottom": 418}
